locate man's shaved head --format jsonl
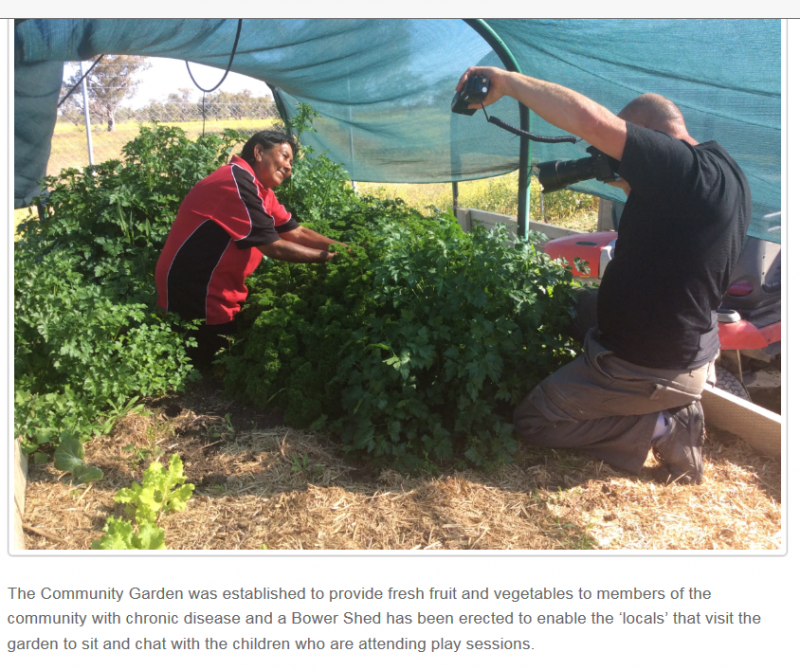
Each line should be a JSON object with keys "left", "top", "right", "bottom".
{"left": 619, "top": 93, "right": 687, "bottom": 135}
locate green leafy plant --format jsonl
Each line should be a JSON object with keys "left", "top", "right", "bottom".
{"left": 276, "top": 103, "right": 357, "bottom": 223}
{"left": 15, "top": 126, "right": 249, "bottom": 448}
{"left": 222, "top": 107, "right": 579, "bottom": 471}
{"left": 122, "top": 443, "right": 153, "bottom": 465}
{"left": 207, "top": 413, "right": 236, "bottom": 441}
{"left": 99, "top": 396, "right": 149, "bottom": 436}
{"left": 92, "top": 454, "right": 194, "bottom": 550}
{"left": 290, "top": 453, "right": 324, "bottom": 478}
{"left": 90, "top": 515, "right": 166, "bottom": 551}
{"left": 331, "top": 223, "right": 576, "bottom": 469}
{"left": 53, "top": 432, "right": 104, "bottom": 484}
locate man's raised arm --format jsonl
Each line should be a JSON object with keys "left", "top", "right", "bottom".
{"left": 456, "top": 66, "right": 628, "bottom": 160}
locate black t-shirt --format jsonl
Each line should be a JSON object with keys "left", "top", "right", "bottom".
{"left": 596, "top": 122, "right": 751, "bottom": 369}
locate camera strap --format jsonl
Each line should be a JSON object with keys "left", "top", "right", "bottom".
{"left": 480, "top": 102, "right": 578, "bottom": 144}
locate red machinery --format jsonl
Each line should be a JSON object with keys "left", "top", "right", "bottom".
{"left": 544, "top": 226, "right": 781, "bottom": 398}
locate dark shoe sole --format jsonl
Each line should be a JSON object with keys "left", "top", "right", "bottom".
{"left": 653, "top": 403, "right": 705, "bottom": 485}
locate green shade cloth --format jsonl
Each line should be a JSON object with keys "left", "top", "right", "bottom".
{"left": 15, "top": 19, "right": 780, "bottom": 241}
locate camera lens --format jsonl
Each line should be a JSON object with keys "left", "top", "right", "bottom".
{"left": 537, "top": 157, "right": 597, "bottom": 193}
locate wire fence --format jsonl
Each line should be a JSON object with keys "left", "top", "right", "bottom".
{"left": 50, "top": 100, "right": 284, "bottom": 176}
{"left": 47, "top": 60, "right": 599, "bottom": 228}
{"left": 50, "top": 97, "right": 600, "bottom": 228}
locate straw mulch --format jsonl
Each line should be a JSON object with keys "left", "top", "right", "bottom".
{"left": 22, "top": 391, "right": 781, "bottom": 551}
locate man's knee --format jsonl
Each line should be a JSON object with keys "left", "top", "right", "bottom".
{"left": 513, "top": 386, "right": 568, "bottom": 448}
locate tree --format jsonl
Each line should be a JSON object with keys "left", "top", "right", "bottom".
{"left": 64, "top": 55, "right": 150, "bottom": 131}
{"left": 164, "top": 88, "right": 199, "bottom": 122}
{"left": 205, "top": 89, "right": 276, "bottom": 121}
{"left": 57, "top": 81, "right": 86, "bottom": 127}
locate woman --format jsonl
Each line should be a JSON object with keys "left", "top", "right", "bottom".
{"left": 155, "top": 130, "right": 344, "bottom": 365}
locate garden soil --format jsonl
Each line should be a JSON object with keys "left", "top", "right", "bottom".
{"left": 22, "top": 378, "right": 781, "bottom": 551}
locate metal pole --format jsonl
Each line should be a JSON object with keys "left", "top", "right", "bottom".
{"left": 452, "top": 181, "right": 459, "bottom": 214}
{"left": 349, "top": 120, "right": 357, "bottom": 192}
{"left": 348, "top": 113, "right": 356, "bottom": 191}
{"left": 540, "top": 185, "right": 545, "bottom": 221}
{"left": 517, "top": 104, "right": 531, "bottom": 238}
{"left": 346, "top": 68, "right": 356, "bottom": 191}
{"left": 463, "top": 20, "right": 531, "bottom": 241}
{"left": 79, "top": 61, "right": 94, "bottom": 165}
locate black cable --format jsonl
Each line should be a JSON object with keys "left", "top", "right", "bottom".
{"left": 489, "top": 115, "right": 578, "bottom": 144}
{"left": 57, "top": 54, "right": 105, "bottom": 108}
{"left": 480, "top": 101, "right": 578, "bottom": 144}
{"left": 185, "top": 19, "right": 243, "bottom": 94}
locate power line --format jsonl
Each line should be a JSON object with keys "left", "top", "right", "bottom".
{"left": 57, "top": 55, "right": 105, "bottom": 108}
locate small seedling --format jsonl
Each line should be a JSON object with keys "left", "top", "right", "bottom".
{"left": 98, "top": 396, "right": 149, "bottom": 435}
{"left": 291, "top": 454, "right": 309, "bottom": 473}
{"left": 53, "top": 432, "right": 103, "bottom": 484}
{"left": 122, "top": 443, "right": 153, "bottom": 464}
{"left": 290, "top": 454, "right": 324, "bottom": 478}
{"left": 208, "top": 413, "right": 236, "bottom": 441}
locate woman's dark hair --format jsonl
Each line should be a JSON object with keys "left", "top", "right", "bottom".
{"left": 240, "top": 130, "right": 298, "bottom": 166}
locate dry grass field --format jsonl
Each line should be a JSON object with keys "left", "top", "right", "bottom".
{"left": 21, "top": 126, "right": 777, "bottom": 553}
{"left": 22, "top": 379, "right": 781, "bottom": 552}
{"left": 47, "top": 119, "right": 281, "bottom": 176}
{"left": 44, "top": 122, "right": 598, "bottom": 230}
{"left": 357, "top": 174, "right": 599, "bottom": 230}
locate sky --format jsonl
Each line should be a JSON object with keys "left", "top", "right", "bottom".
{"left": 65, "top": 56, "right": 271, "bottom": 108}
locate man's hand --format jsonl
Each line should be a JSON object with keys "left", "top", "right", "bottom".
{"left": 280, "top": 225, "right": 344, "bottom": 252}
{"left": 456, "top": 66, "right": 513, "bottom": 110}
{"left": 259, "top": 239, "right": 335, "bottom": 264}
{"left": 455, "top": 66, "right": 627, "bottom": 161}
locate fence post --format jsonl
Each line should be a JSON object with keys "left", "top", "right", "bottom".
{"left": 79, "top": 61, "right": 94, "bottom": 165}
{"left": 539, "top": 184, "right": 545, "bottom": 221}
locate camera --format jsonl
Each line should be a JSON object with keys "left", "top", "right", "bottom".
{"left": 451, "top": 75, "right": 490, "bottom": 116}
{"left": 537, "top": 146, "right": 620, "bottom": 193}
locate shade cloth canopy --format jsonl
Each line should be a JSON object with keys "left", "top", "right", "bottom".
{"left": 14, "top": 19, "right": 780, "bottom": 241}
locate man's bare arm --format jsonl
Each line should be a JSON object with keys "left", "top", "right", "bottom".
{"left": 258, "top": 238, "right": 334, "bottom": 263}
{"left": 457, "top": 66, "right": 628, "bottom": 160}
{"left": 279, "top": 225, "right": 345, "bottom": 251}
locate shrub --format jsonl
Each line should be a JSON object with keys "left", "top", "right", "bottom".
{"left": 221, "top": 195, "right": 426, "bottom": 430}
{"left": 14, "top": 126, "right": 248, "bottom": 446}
{"left": 16, "top": 111, "right": 579, "bottom": 472}
{"left": 223, "top": 192, "right": 578, "bottom": 471}
{"left": 333, "top": 223, "right": 577, "bottom": 470}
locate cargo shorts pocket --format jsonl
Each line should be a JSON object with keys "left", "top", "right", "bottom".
{"left": 516, "top": 384, "right": 578, "bottom": 424}
{"left": 648, "top": 382, "right": 702, "bottom": 405}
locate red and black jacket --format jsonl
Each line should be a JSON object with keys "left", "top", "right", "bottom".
{"left": 155, "top": 155, "right": 298, "bottom": 324}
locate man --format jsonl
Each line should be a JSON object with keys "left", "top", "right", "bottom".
{"left": 156, "top": 130, "right": 346, "bottom": 366}
{"left": 456, "top": 67, "right": 751, "bottom": 484}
